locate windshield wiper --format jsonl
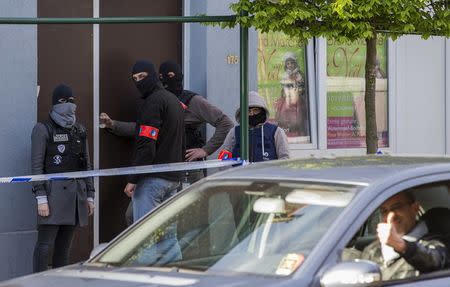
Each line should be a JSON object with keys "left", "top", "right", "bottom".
{"left": 155, "top": 264, "right": 207, "bottom": 273}
{"left": 84, "top": 261, "right": 118, "bottom": 268}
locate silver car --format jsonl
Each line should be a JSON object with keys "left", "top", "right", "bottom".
{"left": 2, "top": 155, "right": 450, "bottom": 287}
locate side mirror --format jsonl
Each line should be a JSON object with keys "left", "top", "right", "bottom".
{"left": 320, "top": 260, "right": 382, "bottom": 287}
{"left": 89, "top": 242, "right": 109, "bottom": 259}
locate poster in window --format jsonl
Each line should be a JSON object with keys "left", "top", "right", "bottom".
{"left": 258, "top": 31, "right": 311, "bottom": 144}
{"left": 326, "top": 38, "right": 389, "bottom": 149}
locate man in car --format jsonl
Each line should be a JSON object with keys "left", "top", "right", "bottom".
{"left": 360, "top": 191, "right": 448, "bottom": 280}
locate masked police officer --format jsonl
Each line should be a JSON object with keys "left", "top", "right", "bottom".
{"left": 100, "top": 61, "right": 233, "bottom": 226}
{"left": 31, "top": 84, "right": 95, "bottom": 272}
{"left": 101, "top": 61, "right": 233, "bottom": 179}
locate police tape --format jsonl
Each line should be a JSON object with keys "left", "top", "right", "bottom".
{"left": 0, "top": 158, "right": 244, "bottom": 183}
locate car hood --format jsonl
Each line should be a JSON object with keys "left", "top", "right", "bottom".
{"left": 0, "top": 264, "right": 283, "bottom": 287}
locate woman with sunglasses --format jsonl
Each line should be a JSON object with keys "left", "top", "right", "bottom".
{"left": 30, "top": 84, "right": 95, "bottom": 272}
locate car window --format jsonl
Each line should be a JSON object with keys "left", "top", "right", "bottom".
{"left": 90, "top": 180, "right": 357, "bottom": 277}
{"left": 341, "top": 181, "right": 450, "bottom": 283}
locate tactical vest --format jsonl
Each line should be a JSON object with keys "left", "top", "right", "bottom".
{"left": 233, "top": 123, "right": 278, "bottom": 162}
{"left": 44, "top": 120, "right": 88, "bottom": 174}
{"left": 179, "top": 90, "right": 206, "bottom": 150}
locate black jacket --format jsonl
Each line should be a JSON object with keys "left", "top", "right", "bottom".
{"left": 128, "top": 83, "right": 185, "bottom": 183}
{"left": 31, "top": 119, "right": 95, "bottom": 226}
{"left": 361, "top": 224, "right": 448, "bottom": 280}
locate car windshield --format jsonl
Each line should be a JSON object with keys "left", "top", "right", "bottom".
{"left": 90, "top": 179, "right": 357, "bottom": 276}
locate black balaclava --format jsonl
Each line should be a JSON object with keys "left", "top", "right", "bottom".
{"left": 249, "top": 109, "right": 267, "bottom": 127}
{"left": 52, "top": 84, "right": 74, "bottom": 105}
{"left": 159, "top": 60, "right": 183, "bottom": 97}
{"left": 50, "top": 84, "right": 77, "bottom": 128}
{"left": 132, "top": 60, "right": 160, "bottom": 98}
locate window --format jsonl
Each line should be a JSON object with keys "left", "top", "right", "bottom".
{"left": 258, "top": 32, "right": 311, "bottom": 144}
{"left": 326, "top": 38, "right": 389, "bottom": 149}
{"left": 92, "top": 180, "right": 356, "bottom": 276}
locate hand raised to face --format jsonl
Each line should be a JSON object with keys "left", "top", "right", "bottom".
{"left": 377, "top": 212, "right": 407, "bottom": 253}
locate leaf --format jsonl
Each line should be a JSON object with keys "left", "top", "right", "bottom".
{"left": 215, "top": 0, "right": 450, "bottom": 40}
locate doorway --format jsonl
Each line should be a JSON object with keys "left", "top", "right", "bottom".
{"left": 37, "top": 0, "right": 182, "bottom": 262}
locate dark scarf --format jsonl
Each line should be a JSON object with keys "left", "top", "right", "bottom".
{"left": 249, "top": 110, "right": 267, "bottom": 127}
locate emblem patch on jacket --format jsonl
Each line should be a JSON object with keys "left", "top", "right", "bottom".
{"left": 139, "top": 125, "right": 159, "bottom": 140}
{"left": 53, "top": 155, "right": 62, "bottom": 165}
{"left": 53, "top": 134, "right": 69, "bottom": 142}
{"left": 57, "top": 144, "right": 65, "bottom": 153}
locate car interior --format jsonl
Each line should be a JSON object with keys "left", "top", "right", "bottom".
{"left": 342, "top": 181, "right": 450, "bottom": 279}
{"left": 152, "top": 181, "right": 350, "bottom": 274}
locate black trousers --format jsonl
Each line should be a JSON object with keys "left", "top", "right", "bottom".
{"left": 33, "top": 224, "right": 76, "bottom": 273}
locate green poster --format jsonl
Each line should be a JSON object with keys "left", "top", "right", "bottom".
{"left": 257, "top": 32, "right": 310, "bottom": 144}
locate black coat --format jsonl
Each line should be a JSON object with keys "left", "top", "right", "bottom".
{"left": 31, "top": 122, "right": 95, "bottom": 226}
{"left": 128, "top": 83, "right": 185, "bottom": 183}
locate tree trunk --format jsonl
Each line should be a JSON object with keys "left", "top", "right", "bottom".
{"left": 365, "top": 34, "right": 378, "bottom": 154}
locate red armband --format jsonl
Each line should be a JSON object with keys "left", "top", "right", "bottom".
{"left": 218, "top": 149, "right": 232, "bottom": 160}
{"left": 139, "top": 125, "right": 159, "bottom": 140}
{"left": 179, "top": 101, "right": 188, "bottom": 110}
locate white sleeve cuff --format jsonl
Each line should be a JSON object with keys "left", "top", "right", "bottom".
{"left": 87, "top": 197, "right": 94, "bottom": 203}
{"left": 36, "top": 196, "right": 48, "bottom": 205}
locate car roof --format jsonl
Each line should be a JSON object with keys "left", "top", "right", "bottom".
{"left": 209, "top": 155, "right": 450, "bottom": 186}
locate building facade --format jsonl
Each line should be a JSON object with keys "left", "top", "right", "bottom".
{"left": 0, "top": 0, "right": 449, "bottom": 280}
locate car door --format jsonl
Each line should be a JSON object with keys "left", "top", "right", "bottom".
{"left": 310, "top": 173, "right": 450, "bottom": 287}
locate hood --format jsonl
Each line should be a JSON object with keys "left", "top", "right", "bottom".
{"left": 235, "top": 91, "right": 270, "bottom": 123}
{"left": 283, "top": 52, "right": 297, "bottom": 62}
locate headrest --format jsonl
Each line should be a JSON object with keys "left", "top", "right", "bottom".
{"left": 422, "top": 207, "right": 450, "bottom": 236}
